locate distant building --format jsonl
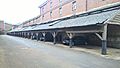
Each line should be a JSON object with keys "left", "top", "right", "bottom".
{"left": 0, "top": 20, "right": 4, "bottom": 31}
{"left": 0, "top": 20, "right": 13, "bottom": 34}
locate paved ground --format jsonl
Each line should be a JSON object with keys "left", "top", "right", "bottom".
{"left": 44, "top": 42, "right": 120, "bottom": 60}
{"left": 0, "top": 35, "right": 120, "bottom": 68}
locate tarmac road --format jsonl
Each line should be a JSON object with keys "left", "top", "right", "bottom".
{"left": 0, "top": 35, "right": 120, "bottom": 68}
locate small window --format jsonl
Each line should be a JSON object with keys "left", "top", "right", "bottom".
{"left": 42, "top": 7, "right": 44, "bottom": 15}
{"left": 50, "top": 0, "right": 52, "bottom": 4}
{"left": 50, "top": 0, "right": 52, "bottom": 8}
{"left": 72, "top": 1, "right": 77, "bottom": 15}
{"left": 59, "top": 0, "right": 62, "bottom": 3}
{"left": 59, "top": 0, "right": 62, "bottom": 6}
{"left": 50, "top": 0, "right": 52, "bottom": 18}
{"left": 59, "top": 7, "right": 62, "bottom": 16}
{"left": 42, "top": 15, "right": 44, "bottom": 20}
{"left": 50, "top": 11, "right": 52, "bottom": 18}
{"left": 59, "top": 0, "right": 62, "bottom": 17}
{"left": 72, "top": 1, "right": 77, "bottom": 11}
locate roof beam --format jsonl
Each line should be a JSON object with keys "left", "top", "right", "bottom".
{"left": 66, "top": 30, "right": 103, "bottom": 34}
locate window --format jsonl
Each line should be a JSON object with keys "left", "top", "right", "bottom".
{"left": 59, "top": 0, "right": 62, "bottom": 8}
{"left": 50, "top": 11, "right": 52, "bottom": 18}
{"left": 59, "top": 0, "right": 62, "bottom": 3}
{"left": 42, "top": 14, "right": 44, "bottom": 20}
{"left": 42, "top": 7, "right": 44, "bottom": 15}
{"left": 40, "top": 6, "right": 44, "bottom": 16}
{"left": 40, "top": 8, "right": 42, "bottom": 15}
{"left": 50, "top": 0, "right": 52, "bottom": 9}
{"left": 50, "top": 0, "right": 52, "bottom": 17}
{"left": 72, "top": 1, "right": 77, "bottom": 15}
{"left": 59, "top": 7, "right": 62, "bottom": 16}
{"left": 50, "top": 0, "right": 52, "bottom": 18}
{"left": 72, "top": 1, "right": 77, "bottom": 11}
{"left": 59, "top": 0, "right": 62, "bottom": 16}
{"left": 41, "top": 7, "right": 44, "bottom": 20}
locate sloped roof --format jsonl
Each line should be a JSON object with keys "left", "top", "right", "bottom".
{"left": 109, "top": 11, "right": 120, "bottom": 24}
{"left": 32, "top": 9, "right": 120, "bottom": 31}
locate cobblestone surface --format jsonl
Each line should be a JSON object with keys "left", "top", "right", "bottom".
{"left": 0, "top": 35, "right": 120, "bottom": 68}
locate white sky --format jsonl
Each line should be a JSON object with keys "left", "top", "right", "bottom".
{"left": 0, "top": 0, "right": 46, "bottom": 25}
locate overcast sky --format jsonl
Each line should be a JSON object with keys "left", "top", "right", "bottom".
{"left": 0, "top": 0, "right": 46, "bottom": 25}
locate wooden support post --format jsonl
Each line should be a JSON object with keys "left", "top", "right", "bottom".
{"left": 69, "top": 38, "right": 73, "bottom": 48}
{"left": 25, "top": 32, "right": 26, "bottom": 38}
{"left": 22, "top": 32, "right": 24, "bottom": 37}
{"left": 31, "top": 32, "right": 33, "bottom": 40}
{"left": 18, "top": 33, "right": 19, "bottom": 37}
{"left": 27, "top": 32, "right": 29, "bottom": 39}
{"left": 95, "top": 33, "right": 103, "bottom": 40}
{"left": 24, "top": 32, "right": 26, "bottom": 38}
{"left": 21, "top": 32, "right": 22, "bottom": 37}
{"left": 42, "top": 32, "right": 46, "bottom": 42}
{"left": 32, "top": 32, "right": 35, "bottom": 40}
{"left": 24, "top": 32, "right": 25, "bottom": 38}
{"left": 26, "top": 32, "right": 28, "bottom": 38}
{"left": 52, "top": 32, "right": 58, "bottom": 45}
{"left": 36, "top": 33, "right": 39, "bottom": 41}
{"left": 23, "top": 32, "right": 24, "bottom": 37}
{"left": 20, "top": 32, "right": 21, "bottom": 37}
{"left": 102, "top": 24, "right": 108, "bottom": 55}
{"left": 27, "top": 32, "right": 29, "bottom": 38}
{"left": 25, "top": 32, "right": 27, "bottom": 38}
{"left": 29, "top": 32, "right": 31, "bottom": 39}
{"left": 67, "top": 33, "right": 74, "bottom": 48}
{"left": 19, "top": 32, "right": 20, "bottom": 37}
{"left": 19, "top": 33, "right": 20, "bottom": 37}
{"left": 19, "top": 32, "right": 21, "bottom": 37}
{"left": 95, "top": 24, "right": 107, "bottom": 55}
{"left": 23, "top": 32, "right": 24, "bottom": 38}
{"left": 14, "top": 33, "right": 16, "bottom": 36}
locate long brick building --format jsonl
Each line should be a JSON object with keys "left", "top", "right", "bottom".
{"left": 19, "top": 0, "right": 120, "bottom": 27}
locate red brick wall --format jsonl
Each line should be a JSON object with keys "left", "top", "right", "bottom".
{"left": 52, "top": 0, "right": 59, "bottom": 9}
{"left": 42, "top": 1, "right": 50, "bottom": 15}
{"left": 43, "top": 12, "right": 50, "bottom": 22}
{"left": 76, "top": 0, "right": 86, "bottom": 13}
{"left": 87, "top": 0, "right": 120, "bottom": 10}
{"left": 52, "top": 8, "right": 60, "bottom": 20}
{"left": 62, "top": 2, "right": 73, "bottom": 17}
